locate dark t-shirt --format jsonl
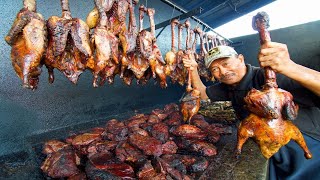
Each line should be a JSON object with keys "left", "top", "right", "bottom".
{"left": 206, "top": 64, "right": 320, "bottom": 140}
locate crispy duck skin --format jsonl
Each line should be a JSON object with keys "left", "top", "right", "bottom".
{"left": 237, "top": 12, "right": 312, "bottom": 159}
{"left": 184, "top": 19, "right": 195, "bottom": 92}
{"left": 165, "top": 19, "right": 179, "bottom": 76}
{"left": 171, "top": 23, "right": 187, "bottom": 86}
{"left": 194, "top": 28, "right": 213, "bottom": 81}
{"left": 180, "top": 89, "right": 201, "bottom": 123}
{"left": 89, "top": 0, "right": 119, "bottom": 87}
{"left": 119, "top": 0, "right": 138, "bottom": 78}
{"left": 145, "top": 8, "right": 167, "bottom": 88}
{"left": 180, "top": 23, "right": 201, "bottom": 123}
{"left": 86, "top": 0, "right": 139, "bottom": 30}
{"left": 45, "top": 0, "right": 91, "bottom": 84}
{"left": 128, "top": 5, "right": 149, "bottom": 79}
{"left": 87, "top": 0, "right": 136, "bottom": 85}
{"left": 5, "top": 0, "right": 47, "bottom": 90}
{"left": 137, "top": 5, "right": 167, "bottom": 79}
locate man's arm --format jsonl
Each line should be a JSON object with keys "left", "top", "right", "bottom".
{"left": 183, "top": 54, "right": 209, "bottom": 100}
{"left": 258, "top": 42, "right": 320, "bottom": 96}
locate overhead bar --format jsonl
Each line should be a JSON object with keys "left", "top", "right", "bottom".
{"left": 159, "top": 0, "right": 233, "bottom": 44}
{"left": 145, "top": 7, "right": 202, "bottom": 32}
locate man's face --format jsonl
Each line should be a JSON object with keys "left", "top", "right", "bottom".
{"left": 209, "top": 54, "right": 247, "bottom": 85}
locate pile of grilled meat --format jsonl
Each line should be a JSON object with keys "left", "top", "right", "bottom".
{"left": 40, "top": 103, "right": 232, "bottom": 179}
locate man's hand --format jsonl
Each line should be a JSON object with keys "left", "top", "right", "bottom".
{"left": 182, "top": 53, "right": 198, "bottom": 71}
{"left": 258, "top": 42, "right": 296, "bottom": 74}
{"left": 259, "top": 41, "right": 320, "bottom": 96}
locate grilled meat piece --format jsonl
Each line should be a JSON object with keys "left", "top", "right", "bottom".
{"left": 88, "top": 151, "right": 136, "bottom": 178}
{"left": 129, "top": 133, "right": 163, "bottom": 156}
{"left": 151, "top": 123, "right": 169, "bottom": 143}
{"left": 162, "top": 141, "right": 178, "bottom": 155}
{"left": 103, "top": 119, "right": 128, "bottom": 141}
{"left": 41, "top": 147, "right": 80, "bottom": 178}
{"left": 172, "top": 124, "right": 207, "bottom": 140}
{"left": 42, "top": 140, "right": 70, "bottom": 155}
{"left": 115, "top": 141, "right": 147, "bottom": 163}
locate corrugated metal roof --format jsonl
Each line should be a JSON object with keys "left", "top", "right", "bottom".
{"left": 162, "top": 0, "right": 275, "bottom": 29}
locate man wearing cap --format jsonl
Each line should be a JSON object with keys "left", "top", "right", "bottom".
{"left": 182, "top": 41, "right": 320, "bottom": 179}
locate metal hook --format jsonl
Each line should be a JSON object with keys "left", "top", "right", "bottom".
{"left": 170, "top": 6, "right": 176, "bottom": 23}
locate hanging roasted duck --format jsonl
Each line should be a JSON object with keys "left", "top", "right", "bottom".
{"left": 126, "top": 5, "right": 149, "bottom": 80}
{"left": 165, "top": 19, "right": 179, "bottom": 83}
{"left": 119, "top": 0, "right": 138, "bottom": 79}
{"left": 180, "top": 19, "right": 201, "bottom": 124}
{"left": 236, "top": 12, "right": 312, "bottom": 159}
{"left": 165, "top": 19, "right": 179, "bottom": 80}
{"left": 145, "top": 7, "right": 167, "bottom": 88}
{"left": 86, "top": 0, "right": 138, "bottom": 33}
{"left": 194, "top": 28, "right": 212, "bottom": 81}
{"left": 173, "top": 22, "right": 188, "bottom": 86}
{"left": 44, "top": 0, "right": 92, "bottom": 84}
{"left": 86, "top": 0, "right": 116, "bottom": 30}
{"left": 5, "top": 0, "right": 47, "bottom": 90}
{"left": 87, "top": 0, "right": 119, "bottom": 87}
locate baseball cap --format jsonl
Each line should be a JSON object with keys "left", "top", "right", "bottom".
{"left": 204, "top": 45, "right": 238, "bottom": 68}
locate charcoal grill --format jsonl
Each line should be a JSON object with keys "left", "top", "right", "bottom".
{"left": 0, "top": 105, "right": 268, "bottom": 179}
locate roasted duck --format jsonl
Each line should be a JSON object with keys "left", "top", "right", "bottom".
{"left": 180, "top": 20, "right": 201, "bottom": 124}
{"left": 127, "top": 5, "right": 150, "bottom": 79}
{"left": 173, "top": 23, "right": 188, "bottom": 86}
{"left": 44, "top": 0, "right": 92, "bottom": 84}
{"left": 194, "top": 28, "right": 212, "bottom": 81}
{"left": 5, "top": 0, "right": 47, "bottom": 90}
{"left": 88, "top": 0, "right": 119, "bottom": 87}
{"left": 119, "top": 0, "right": 138, "bottom": 78}
{"left": 165, "top": 19, "right": 179, "bottom": 78}
{"left": 180, "top": 88, "right": 201, "bottom": 124}
{"left": 236, "top": 12, "right": 312, "bottom": 159}
{"left": 146, "top": 7, "right": 167, "bottom": 88}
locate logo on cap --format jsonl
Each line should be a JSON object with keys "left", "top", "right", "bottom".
{"left": 204, "top": 45, "right": 238, "bottom": 68}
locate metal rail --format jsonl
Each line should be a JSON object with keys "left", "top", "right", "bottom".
{"left": 159, "top": 0, "right": 233, "bottom": 44}
{"left": 145, "top": 7, "right": 202, "bottom": 35}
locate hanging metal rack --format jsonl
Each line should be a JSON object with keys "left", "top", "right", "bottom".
{"left": 154, "top": 0, "right": 233, "bottom": 44}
